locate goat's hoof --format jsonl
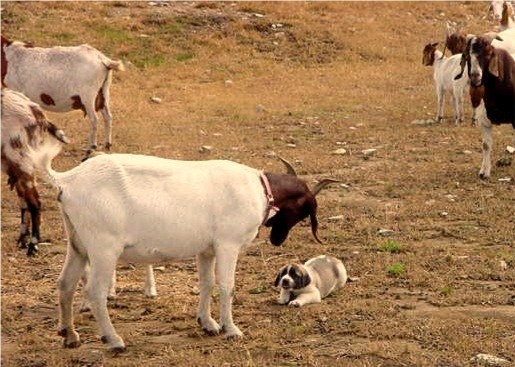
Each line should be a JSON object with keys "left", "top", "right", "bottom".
{"left": 64, "top": 339, "right": 81, "bottom": 349}
{"left": 221, "top": 324, "right": 243, "bottom": 339}
{"left": 479, "top": 173, "right": 489, "bottom": 180}
{"left": 26, "top": 244, "right": 38, "bottom": 257}
{"left": 110, "top": 346, "right": 126, "bottom": 354}
{"left": 57, "top": 328, "right": 68, "bottom": 337}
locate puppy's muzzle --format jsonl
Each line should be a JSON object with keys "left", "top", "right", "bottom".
{"left": 280, "top": 278, "right": 292, "bottom": 289}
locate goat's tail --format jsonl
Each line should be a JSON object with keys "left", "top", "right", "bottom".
{"left": 101, "top": 56, "right": 125, "bottom": 72}
{"left": 28, "top": 138, "right": 66, "bottom": 189}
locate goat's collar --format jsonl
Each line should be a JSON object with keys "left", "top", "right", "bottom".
{"left": 260, "top": 172, "right": 279, "bottom": 224}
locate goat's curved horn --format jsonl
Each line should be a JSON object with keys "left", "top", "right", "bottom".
{"left": 278, "top": 156, "right": 297, "bottom": 176}
{"left": 483, "top": 31, "right": 503, "bottom": 43}
{"left": 312, "top": 178, "right": 340, "bottom": 196}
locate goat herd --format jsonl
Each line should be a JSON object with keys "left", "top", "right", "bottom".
{"left": 1, "top": 1, "right": 514, "bottom": 353}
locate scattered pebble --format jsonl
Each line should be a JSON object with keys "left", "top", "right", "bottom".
{"left": 506, "top": 146, "right": 515, "bottom": 154}
{"left": 499, "top": 260, "right": 508, "bottom": 271}
{"left": 154, "top": 266, "right": 166, "bottom": 272}
{"left": 286, "top": 143, "right": 296, "bottom": 148}
{"left": 498, "top": 177, "right": 512, "bottom": 183}
{"left": 378, "top": 229, "right": 394, "bottom": 237}
{"left": 332, "top": 148, "right": 347, "bottom": 155}
{"left": 327, "top": 215, "right": 344, "bottom": 222}
{"left": 224, "top": 80, "right": 233, "bottom": 87}
{"left": 469, "top": 354, "right": 510, "bottom": 365}
{"left": 150, "top": 96, "right": 162, "bottom": 104}
{"left": 255, "top": 104, "right": 267, "bottom": 113}
{"left": 362, "top": 148, "right": 377, "bottom": 157}
{"left": 199, "top": 145, "right": 212, "bottom": 153}
{"left": 445, "top": 194, "right": 457, "bottom": 202}
{"left": 439, "top": 211, "right": 448, "bottom": 217}
{"left": 462, "top": 150, "right": 473, "bottom": 155}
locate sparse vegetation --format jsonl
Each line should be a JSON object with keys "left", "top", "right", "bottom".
{"left": 379, "top": 239, "right": 403, "bottom": 253}
{"left": 1, "top": 2, "right": 514, "bottom": 367}
{"left": 387, "top": 263, "right": 407, "bottom": 277}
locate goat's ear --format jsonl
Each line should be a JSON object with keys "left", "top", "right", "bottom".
{"left": 488, "top": 52, "right": 503, "bottom": 79}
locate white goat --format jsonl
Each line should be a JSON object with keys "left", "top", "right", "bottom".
{"left": 490, "top": 1, "right": 515, "bottom": 30}
{"left": 422, "top": 42, "right": 476, "bottom": 124}
{"left": 32, "top": 147, "right": 335, "bottom": 351}
{"left": 1, "top": 35, "right": 124, "bottom": 154}
{"left": 1, "top": 88, "right": 69, "bottom": 255}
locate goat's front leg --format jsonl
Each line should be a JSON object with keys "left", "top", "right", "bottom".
{"left": 85, "top": 253, "right": 125, "bottom": 351}
{"left": 435, "top": 87, "right": 445, "bottom": 122}
{"left": 58, "top": 245, "right": 87, "bottom": 348}
{"left": 196, "top": 251, "right": 221, "bottom": 335}
{"left": 479, "top": 112, "right": 493, "bottom": 179}
{"left": 15, "top": 181, "right": 41, "bottom": 256}
{"left": 215, "top": 246, "right": 243, "bottom": 338}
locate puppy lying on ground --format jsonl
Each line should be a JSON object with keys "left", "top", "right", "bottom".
{"left": 274, "top": 255, "right": 348, "bottom": 307}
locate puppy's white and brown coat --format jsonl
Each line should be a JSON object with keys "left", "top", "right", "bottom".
{"left": 275, "top": 255, "right": 347, "bottom": 307}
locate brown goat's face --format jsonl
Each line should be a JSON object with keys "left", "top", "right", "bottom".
{"left": 468, "top": 37, "right": 494, "bottom": 87}
{"left": 422, "top": 42, "right": 438, "bottom": 66}
{"left": 264, "top": 189, "right": 318, "bottom": 246}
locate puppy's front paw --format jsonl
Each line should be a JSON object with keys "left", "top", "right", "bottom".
{"left": 288, "top": 300, "right": 302, "bottom": 307}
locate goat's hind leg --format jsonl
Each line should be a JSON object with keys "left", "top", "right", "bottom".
{"left": 58, "top": 245, "right": 87, "bottom": 348}
{"left": 479, "top": 113, "right": 493, "bottom": 179}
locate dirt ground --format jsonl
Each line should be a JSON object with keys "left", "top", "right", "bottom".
{"left": 1, "top": 2, "right": 514, "bottom": 366}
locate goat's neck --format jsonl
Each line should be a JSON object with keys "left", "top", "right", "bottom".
{"left": 263, "top": 172, "right": 307, "bottom": 208}
{"left": 432, "top": 50, "right": 446, "bottom": 66}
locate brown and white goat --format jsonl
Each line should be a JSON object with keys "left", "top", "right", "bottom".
{"left": 1, "top": 88, "right": 69, "bottom": 255}
{"left": 1, "top": 35, "right": 123, "bottom": 155}
{"left": 455, "top": 34, "right": 515, "bottom": 178}
{"left": 489, "top": 1, "right": 515, "bottom": 31}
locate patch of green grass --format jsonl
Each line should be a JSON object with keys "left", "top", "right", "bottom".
{"left": 440, "top": 286, "right": 452, "bottom": 297}
{"left": 94, "top": 24, "right": 132, "bottom": 43}
{"left": 174, "top": 51, "right": 194, "bottom": 62}
{"left": 379, "top": 239, "right": 402, "bottom": 253}
{"left": 52, "top": 31, "right": 76, "bottom": 43}
{"left": 387, "top": 263, "right": 406, "bottom": 277}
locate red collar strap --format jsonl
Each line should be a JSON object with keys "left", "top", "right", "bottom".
{"left": 260, "top": 172, "right": 279, "bottom": 224}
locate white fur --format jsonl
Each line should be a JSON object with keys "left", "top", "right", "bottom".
{"left": 34, "top": 151, "right": 275, "bottom": 350}
{"left": 426, "top": 48, "right": 476, "bottom": 124}
{"left": 2, "top": 39, "right": 124, "bottom": 151}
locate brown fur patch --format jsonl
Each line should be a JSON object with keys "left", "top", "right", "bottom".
{"left": 40, "top": 93, "right": 56, "bottom": 106}
{"left": 445, "top": 32, "right": 467, "bottom": 55}
{"left": 71, "top": 95, "right": 87, "bottom": 115}
{"left": 9, "top": 136, "right": 23, "bottom": 150}
{"left": 1, "top": 36, "right": 11, "bottom": 87}
{"left": 470, "top": 85, "right": 484, "bottom": 108}
{"left": 95, "top": 88, "right": 105, "bottom": 111}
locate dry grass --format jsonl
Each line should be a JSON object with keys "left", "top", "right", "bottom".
{"left": 1, "top": 2, "right": 514, "bottom": 367}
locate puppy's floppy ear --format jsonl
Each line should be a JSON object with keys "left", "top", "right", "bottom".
{"left": 274, "top": 265, "right": 288, "bottom": 287}
{"left": 293, "top": 265, "right": 311, "bottom": 289}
